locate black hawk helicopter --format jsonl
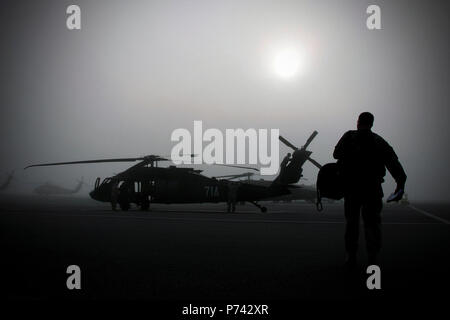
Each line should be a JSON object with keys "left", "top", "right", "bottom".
{"left": 25, "top": 132, "right": 321, "bottom": 212}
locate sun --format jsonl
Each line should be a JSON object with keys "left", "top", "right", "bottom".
{"left": 273, "top": 49, "right": 302, "bottom": 79}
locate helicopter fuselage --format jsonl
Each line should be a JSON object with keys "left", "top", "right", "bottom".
{"left": 89, "top": 166, "right": 285, "bottom": 208}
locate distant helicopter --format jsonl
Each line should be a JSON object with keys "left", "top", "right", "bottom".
{"left": 25, "top": 132, "right": 321, "bottom": 212}
{"left": 0, "top": 171, "right": 14, "bottom": 191}
{"left": 33, "top": 178, "right": 84, "bottom": 196}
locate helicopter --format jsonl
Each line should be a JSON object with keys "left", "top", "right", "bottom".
{"left": 25, "top": 132, "right": 321, "bottom": 212}
{"left": 0, "top": 171, "right": 14, "bottom": 191}
{"left": 33, "top": 178, "right": 84, "bottom": 196}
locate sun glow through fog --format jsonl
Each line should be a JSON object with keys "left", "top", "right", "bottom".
{"left": 273, "top": 48, "right": 302, "bottom": 79}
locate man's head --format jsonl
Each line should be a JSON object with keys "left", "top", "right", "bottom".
{"left": 357, "top": 112, "right": 374, "bottom": 130}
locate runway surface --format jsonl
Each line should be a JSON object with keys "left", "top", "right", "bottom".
{"left": 1, "top": 194, "right": 449, "bottom": 302}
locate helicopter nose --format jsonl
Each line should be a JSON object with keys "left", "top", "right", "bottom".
{"left": 89, "top": 189, "right": 99, "bottom": 201}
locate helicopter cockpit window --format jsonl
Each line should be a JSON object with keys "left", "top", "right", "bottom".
{"left": 95, "top": 177, "right": 100, "bottom": 189}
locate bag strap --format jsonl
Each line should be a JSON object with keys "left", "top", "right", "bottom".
{"left": 316, "top": 188, "right": 323, "bottom": 212}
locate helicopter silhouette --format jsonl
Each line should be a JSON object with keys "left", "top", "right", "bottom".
{"left": 33, "top": 178, "right": 84, "bottom": 196}
{"left": 25, "top": 132, "right": 321, "bottom": 212}
{"left": 0, "top": 171, "right": 14, "bottom": 191}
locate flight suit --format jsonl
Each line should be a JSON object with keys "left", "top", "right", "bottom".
{"left": 333, "top": 129, "right": 406, "bottom": 261}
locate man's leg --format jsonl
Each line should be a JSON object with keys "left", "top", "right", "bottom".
{"left": 344, "top": 195, "right": 361, "bottom": 266}
{"left": 361, "top": 197, "right": 383, "bottom": 265}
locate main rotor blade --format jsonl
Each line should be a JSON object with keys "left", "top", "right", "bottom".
{"left": 214, "top": 174, "right": 240, "bottom": 179}
{"left": 303, "top": 131, "right": 318, "bottom": 150}
{"left": 231, "top": 172, "right": 255, "bottom": 180}
{"left": 145, "top": 156, "right": 169, "bottom": 162}
{"left": 24, "top": 157, "right": 145, "bottom": 169}
{"left": 214, "top": 172, "right": 255, "bottom": 179}
{"left": 307, "top": 156, "right": 322, "bottom": 169}
{"left": 279, "top": 135, "right": 298, "bottom": 151}
{"left": 159, "top": 154, "right": 197, "bottom": 160}
{"left": 211, "top": 164, "right": 259, "bottom": 172}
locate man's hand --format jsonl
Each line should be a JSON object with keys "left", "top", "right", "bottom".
{"left": 387, "top": 186, "right": 404, "bottom": 202}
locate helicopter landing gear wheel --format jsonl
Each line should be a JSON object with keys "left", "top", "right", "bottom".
{"left": 250, "top": 201, "right": 268, "bottom": 213}
{"left": 141, "top": 199, "right": 150, "bottom": 211}
{"left": 119, "top": 200, "right": 130, "bottom": 211}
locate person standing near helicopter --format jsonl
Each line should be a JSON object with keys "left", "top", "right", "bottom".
{"left": 110, "top": 178, "right": 119, "bottom": 211}
{"left": 227, "top": 181, "right": 239, "bottom": 213}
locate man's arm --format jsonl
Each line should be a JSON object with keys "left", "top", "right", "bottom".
{"left": 381, "top": 140, "right": 407, "bottom": 203}
{"left": 383, "top": 144, "right": 407, "bottom": 189}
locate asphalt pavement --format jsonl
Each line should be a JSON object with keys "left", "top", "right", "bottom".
{"left": 1, "top": 194, "right": 449, "bottom": 303}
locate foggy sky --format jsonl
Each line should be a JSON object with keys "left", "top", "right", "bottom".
{"left": 1, "top": 0, "right": 449, "bottom": 201}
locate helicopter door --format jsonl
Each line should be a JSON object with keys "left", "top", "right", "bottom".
{"left": 95, "top": 177, "right": 100, "bottom": 189}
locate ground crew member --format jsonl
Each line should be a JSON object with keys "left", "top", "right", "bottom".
{"left": 281, "top": 153, "right": 292, "bottom": 168}
{"left": 227, "top": 181, "right": 239, "bottom": 213}
{"left": 333, "top": 112, "right": 406, "bottom": 268}
{"left": 110, "top": 178, "right": 119, "bottom": 211}
{"left": 278, "top": 153, "right": 292, "bottom": 183}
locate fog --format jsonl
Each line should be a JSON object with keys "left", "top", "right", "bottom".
{"left": 1, "top": 0, "right": 449, "bottom": 201}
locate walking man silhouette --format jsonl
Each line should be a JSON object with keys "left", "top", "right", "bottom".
{"left": 333, "top": 112, "right": 407, "bottom": 268}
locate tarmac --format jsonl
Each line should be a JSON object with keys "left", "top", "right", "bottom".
{"left": 1, "top": 194, "right": 449, "bottom": 303}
